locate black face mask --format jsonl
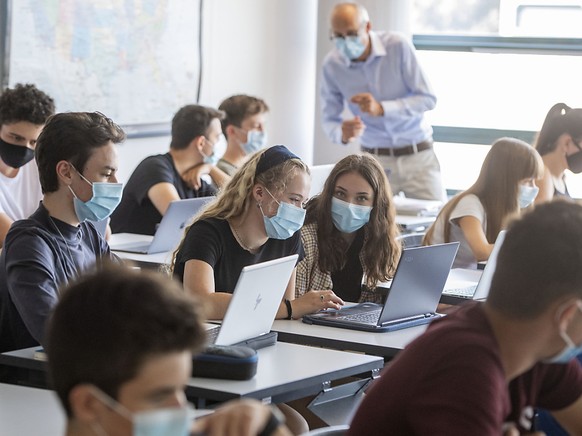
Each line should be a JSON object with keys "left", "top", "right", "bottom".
{"left": 0, "top": 138, "right": 35, "bottom": 168}
{"left": 567, "top": 150, "right": 582, "bottom": 174}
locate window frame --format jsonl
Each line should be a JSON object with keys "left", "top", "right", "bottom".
{"left": 412, "top": 34, "right": 582, "bottom": 145}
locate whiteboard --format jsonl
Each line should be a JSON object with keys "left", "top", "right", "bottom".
{"left": 5, "top": 0, "right": 201, "bottom": 135}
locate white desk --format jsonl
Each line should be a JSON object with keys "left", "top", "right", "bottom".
{"left": 395, "top": 214, "right": 436, "bottom": 233}
{"left": 110, "top": 233, "right": 172, "bottom": 269}
{"left": 186, "top": 342, "right": 383, "bottom": 406}
{"left": 0, "top": 383, "right": 65, "bottom": 435}
{"left": 1, "top": 344, "right": 383, "bottom": 410}
{"left": 271, "top": 320, "right": 426, "bottom": 359}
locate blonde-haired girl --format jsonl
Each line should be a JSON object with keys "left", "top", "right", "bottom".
{"left": 172, "top": 145, "right": 343, "bottom": 319}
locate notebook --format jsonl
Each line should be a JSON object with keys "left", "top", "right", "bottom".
{"left": 302, "top": 242, "right": 459, "bottom": 332}
{"left": 205, "top": 254, "right": 299, "bottom": 349}
{"left": 110, "top": 197, "right": 213, "bottom": 254}
{"left": 440, "top": 230, "right": 507, "bottom": 305}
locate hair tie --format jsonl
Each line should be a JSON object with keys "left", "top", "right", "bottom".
{"left": 256, "top": 145, "right": 300, "bottom": 176}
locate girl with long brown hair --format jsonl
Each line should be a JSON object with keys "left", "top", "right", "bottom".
{"left": 296, "top": 154, "right": 401, "bottom": 303}
{"left": 424, "top": 137, "right": 543, "bottom": 269}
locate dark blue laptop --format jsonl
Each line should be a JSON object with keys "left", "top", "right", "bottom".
{"left": 302, "top": 242, "right": 459, "bottom": 332}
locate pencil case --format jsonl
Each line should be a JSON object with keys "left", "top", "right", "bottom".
{"left": 192, "top": 345, "right": 258, "bottom": 380}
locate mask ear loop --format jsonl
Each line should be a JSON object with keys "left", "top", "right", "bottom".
{"left": 554, "top": 301, "right": 580, "bottom": 348}
{"left": 89, "top": 386, "right": 134, "bottom": 422}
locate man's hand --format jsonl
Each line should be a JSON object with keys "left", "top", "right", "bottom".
{"left": 341, "top": 116, "right": 366, "bottom": 144}
{"left": 350, "top": 92, "right": 384, "bottom": 117}
{"left": 181, "top": 163, "right": 210, "bottom": 190}
{"left": 191, "top": 399, "right": 291, "bottom": 436}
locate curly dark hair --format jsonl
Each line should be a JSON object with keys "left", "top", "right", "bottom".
{"left": 0, "top": 83, "right": 55, "bottom": 125}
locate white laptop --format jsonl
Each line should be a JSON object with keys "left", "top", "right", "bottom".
{"left": 206, "top": 254, "right": 298, "bottom": 349}
{"left": 110, "top": 197, "right": 213, "bottom": 254}
{"left": 440, "top": 230, "right": 507, "bottom": 305}
{"left": 302, "top": 242, "right": 459, "bottom": 332}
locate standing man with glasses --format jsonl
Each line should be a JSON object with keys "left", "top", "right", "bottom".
{"left": 320, "top": 2, "right": 445, "bottom": 201}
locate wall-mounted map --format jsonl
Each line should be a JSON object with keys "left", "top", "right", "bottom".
{"left": 6, "top": 0, "right": 200, "bottom": 132}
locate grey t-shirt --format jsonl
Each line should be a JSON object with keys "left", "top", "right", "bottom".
{"left": 0, "top": 203, "right": 115, "bottom": 352}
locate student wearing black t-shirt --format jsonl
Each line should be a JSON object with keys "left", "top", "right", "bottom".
{"left": 110, "top": 105, "right": 228, "bottom": 235}
{"left": 296, "top": 154, "right": 401, "bottom": 303}
{"left": 172, "top": 145, "right": 344, "bottom": 320}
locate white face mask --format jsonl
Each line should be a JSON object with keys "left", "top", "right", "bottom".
{"left": 518, "top": 184, "right": 539, "bottom": 209}
{"left": 90, "top": 387, "right": 191, "bottom": 436}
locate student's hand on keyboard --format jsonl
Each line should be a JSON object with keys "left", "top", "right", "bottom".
{"left": 292, "top": 290, "right": 344, "bottom": 318}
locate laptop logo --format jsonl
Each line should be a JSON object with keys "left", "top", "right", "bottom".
{"left": 254, "top": 294, "right": 263, "bottom": 311}
{"left": 403, "top": 255, "right": 413, "bottom": 263}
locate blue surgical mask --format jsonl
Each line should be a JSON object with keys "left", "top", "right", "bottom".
{"left": 518, "top": 184, "right": 539, "bottom": 209}
{"left": 260, "top": 188, "right": 306, "bottom": 240}
{"left": 331, "top": 197, "right": 372, "bottom": 233}
{"left": 544, "top": 302, "right": 582, "bottom": 364}
{"left": 90, "top": 387, "right": 191, "bottom": 436}
{"left": 242, "top": 130, "right": 268, "bottom": 155}
{"left": 334, "top": 35, "right": 366, "bottom": 60}
{"left": 69, "top": 166, "right": 123, "bottom": 222}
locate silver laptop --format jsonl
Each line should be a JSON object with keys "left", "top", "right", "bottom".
{"left": 302, "top": 242, "right": 459, "bottom": 332}
{"left": 206, "top": 254, "right": 298, "bottom": 348}
{"left": 111, "top": 197, "right": 213, "bottom": 254}
{"left": 440, "top": 230, "right": 506, "bottom": 305}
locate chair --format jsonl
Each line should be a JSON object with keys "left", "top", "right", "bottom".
{"left": 300, "top": 424, "right": 350, "bottom": 436}
{"left": 396, "top": 232, "right": 426, "bottom": 248}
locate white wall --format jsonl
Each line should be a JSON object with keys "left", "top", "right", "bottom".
{"left": 117, "top": 0, "right": 411, "bottom": 181}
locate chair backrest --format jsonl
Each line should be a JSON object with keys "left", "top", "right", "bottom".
{"left": 300, "top": 425, "right": 350, "bottom": 436}
{"left": 396, "top": 232, "right": 426, "bottom": 248}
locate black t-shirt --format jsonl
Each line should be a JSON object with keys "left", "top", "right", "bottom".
{"left": 330, "top": 228, "right": 365, "bottom": 302}
{"left": 173, "top": 217, "right": 304, "bottom": 292}
{"left": 110, "top": 153, "right": 217, "bottom": 235}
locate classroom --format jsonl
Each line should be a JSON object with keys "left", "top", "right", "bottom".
{"left": 1, "top": 1, "right": 582, "bottom": 435}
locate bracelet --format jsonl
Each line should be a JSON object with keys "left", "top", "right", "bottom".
{"left": 284, "top": 299, "right": 293, "bottom": 320}
{"left": 258, "top": 406, "right": 285, "bottom": 436}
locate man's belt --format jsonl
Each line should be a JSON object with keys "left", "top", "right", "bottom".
{"left": 362, "top": 140, "right": 433, "bottom": 157}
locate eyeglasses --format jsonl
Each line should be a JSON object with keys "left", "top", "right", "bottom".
{"left": 329, "top": 25, "right": 364, "bottom": 41}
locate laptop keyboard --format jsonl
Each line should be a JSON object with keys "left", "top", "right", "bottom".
{"left": 442, "top": 284, "right": 477, "bottom": 297}
{"left": 205, "top": 326, "right": 220, "bottom": 344}
{"left": 335, "top": 308, "right": 382, "bottom": 325}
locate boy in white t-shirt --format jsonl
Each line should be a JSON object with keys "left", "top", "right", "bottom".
{"left": 0, "top": 83, "right": 55, "bottom": 246}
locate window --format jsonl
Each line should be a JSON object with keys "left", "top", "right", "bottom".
{"left": 412, "top": 1, "right": 582, "bottom": 193}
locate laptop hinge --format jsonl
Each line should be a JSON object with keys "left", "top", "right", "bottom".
{"left": 380, "top": 312, "right": 435, "bottom": 327}
{"left": 321, "top": 380, "right": 332, "bottom": 393}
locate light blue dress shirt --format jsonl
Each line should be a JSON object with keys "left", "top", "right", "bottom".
{"left": 321, "top": 31, "right": 437, "bottom": 148}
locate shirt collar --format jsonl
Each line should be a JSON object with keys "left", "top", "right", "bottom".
{"left": 342, "top": 30, "right": 386, "bottom": 67}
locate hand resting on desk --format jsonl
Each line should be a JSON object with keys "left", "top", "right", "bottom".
{"left": 191, "top": 399, "right": 291, "bottom": 436}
